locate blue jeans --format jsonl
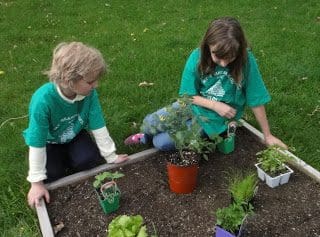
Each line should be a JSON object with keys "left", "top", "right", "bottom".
{"left": 141, "top": 102, "right": 193, "bottom": 151}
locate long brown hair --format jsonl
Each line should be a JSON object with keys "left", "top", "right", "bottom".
{"left": 198, "top": 17, "right": 247, "bottom": 83}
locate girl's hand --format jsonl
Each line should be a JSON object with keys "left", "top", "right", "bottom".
{"left": 264, "top": 134, "right": 288, "bottom": 150}
{"left": 191, "top": 96, "right": 236, "bottom": 119}
{"left": 213, "top": 101, "right": 237, "bottom": 119}
{"left": 27, "top": 181, "right": 50, "bottom": 208}
{"left": 114, "top": 154, "right": 129, "bottom": 164}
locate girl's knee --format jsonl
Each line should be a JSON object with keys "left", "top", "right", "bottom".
{"left": 71, "top": 149, "right": 102, "bottom": 171}
{"left": 45, "top": 169, "right": 66, "bottom": 183}
{"left": 152, "top": 133, "right": 175, "bottom": 151}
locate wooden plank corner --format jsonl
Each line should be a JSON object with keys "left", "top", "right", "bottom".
{"left": 36, "top": 199, "right": 55, "bottom": 237}
{"left": 36, "top": 148, "right": 158, "bottom": 237}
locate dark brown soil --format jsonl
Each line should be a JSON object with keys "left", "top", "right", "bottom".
{"left": 46, "top": 128, "right": 320, "bottom": 237}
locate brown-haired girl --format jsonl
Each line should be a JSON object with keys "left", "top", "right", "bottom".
{"left": 125, "top": 17, "right": 287, "bottom": 151}
{"left": 180, "top": 17, "right": 286, "bottom": 147}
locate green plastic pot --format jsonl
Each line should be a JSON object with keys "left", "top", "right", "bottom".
{"left": 218, "top": 135, "right": 235, "bottom": 154}
{"left": 96, "top": 181, "right": 121, "bottom": 214}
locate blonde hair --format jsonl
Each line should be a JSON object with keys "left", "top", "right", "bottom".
{"left": 45, "top": 42, "right": 107, "bottom": 83}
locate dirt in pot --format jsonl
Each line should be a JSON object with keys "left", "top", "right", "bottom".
{"left": 166, "top": 150, "right": 200, "bottom": 166}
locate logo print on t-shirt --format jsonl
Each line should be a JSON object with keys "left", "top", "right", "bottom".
{"left": 206, "top": 80, "right": 225, "bottom": 100}
{"left": 60, "top": 125, "right": 75, "bottom": 143}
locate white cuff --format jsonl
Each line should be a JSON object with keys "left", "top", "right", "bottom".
{"left": 27, "top": 147, "right": 47, "bottom": 183}
{"left": 92, "top": 127, "right": 118, "bottom": 163}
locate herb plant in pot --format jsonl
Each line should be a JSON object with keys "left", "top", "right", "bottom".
{"left": 227, "top": 172, "right": 258, "bottom": 211}
{"left": 255, "top": 146, "right": 293, "bottom": 188}
{"left": 215, "top": 202, "right": 252, "bottom": 237}
{"left": 93, "top": 171, "right": 124, "bottom": 214}
{"left": 166, "top": 120, "right": 217, "bottom": 193}
{"left": 147, "top": 97, "right": 220, "bottom": 194}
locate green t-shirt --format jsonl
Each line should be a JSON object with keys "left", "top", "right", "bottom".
{"left": 179, "top": 48, "right": 270, "bottom": 136}
{"left": 23, "top": 82, "right": 106, "bottom": 147}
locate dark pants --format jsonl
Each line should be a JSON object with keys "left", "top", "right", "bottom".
{"left": 45, "top": 130, "right": 103, "bottom": 183}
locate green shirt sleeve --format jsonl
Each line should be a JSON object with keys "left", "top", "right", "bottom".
{"left": 23, "top": 99, "right": 50, "bottom": 147}
{"left": 244, "top": 51, "right": 271, "bottom": 107}
{"left": 179, "top": 49, "right": 200, "bottom": 96}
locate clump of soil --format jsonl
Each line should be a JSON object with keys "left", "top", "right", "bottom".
{"left": 47, "top": 128, "right": 320, "bottom": 237}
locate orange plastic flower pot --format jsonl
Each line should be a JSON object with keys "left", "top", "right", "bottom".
{"left": 166, "top": 162, "right": 199, "bottom": 194}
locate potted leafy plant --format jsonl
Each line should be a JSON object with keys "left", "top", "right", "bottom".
{"left": 215, "top": 202, "right": 252, "bottom": 237}
{"left": 146, "top": 97, "right": 220, "bottom": 193}
{"left": 255, "top": 146, "right": 293, "bottom": 188}
{"left": 227, "top": 172, "right": 258, "bottom": 211}
{"left": 93, "top": 171, "right": 124, "bottom": 214}
{"left": 107, "top": 214, "right": 157, "bottom": 237}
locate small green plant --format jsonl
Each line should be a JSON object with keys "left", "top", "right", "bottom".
{"left": 107, "top": 214, "right": 157, "bottom": 237}
{"left": 256, "top": 146, "right": 291, "bottom": 176}
{"left": 215, "top": 203, "right": 253, "bottom": 234}
{"left": 93, "top": 171, "right": 124, "bottom": 189}
{"left": 228, "top": 172, "right": 258, "bottom": 205}
{"left": 93, "top": 171, "right": 124, "bottom": 203}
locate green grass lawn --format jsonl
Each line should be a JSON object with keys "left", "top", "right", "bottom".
{"left": 0, "top": 1, "right": 319, "bottom": 236}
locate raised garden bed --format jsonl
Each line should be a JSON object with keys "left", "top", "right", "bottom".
{"left": 38, "top": 121, "right": 320, "bottom": 237}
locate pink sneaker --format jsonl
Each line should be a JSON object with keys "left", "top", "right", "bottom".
{"left": 124, "top": 133, "right": 145, "bottom": 145}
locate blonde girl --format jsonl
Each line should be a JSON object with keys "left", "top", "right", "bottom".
{"left": 24, "top": 42, "right": 128, "bottom": 208}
